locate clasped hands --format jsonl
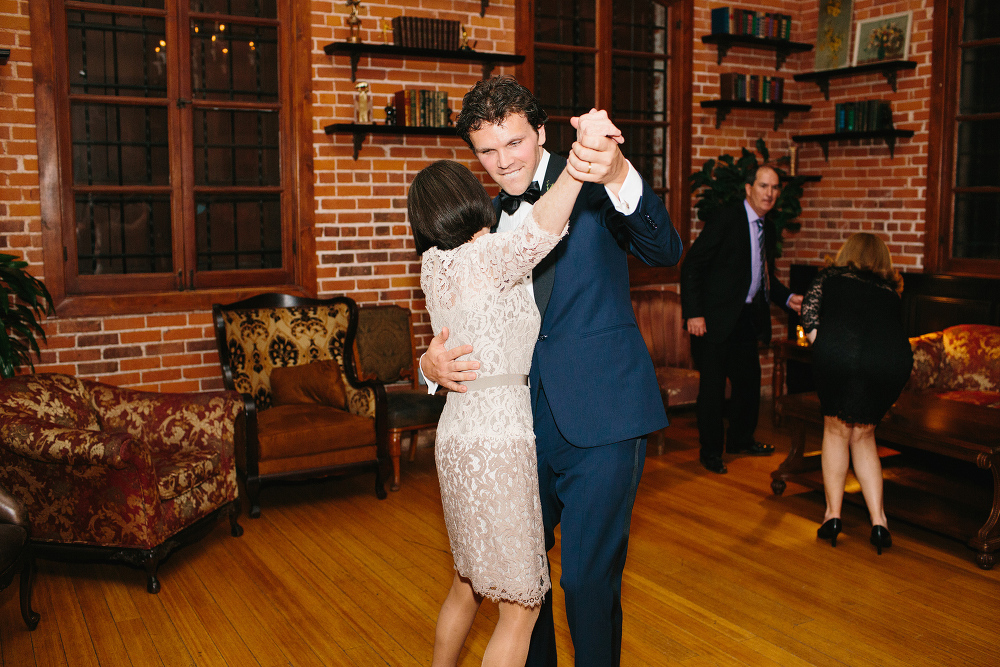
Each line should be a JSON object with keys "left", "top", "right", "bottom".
{"left": 421, "top": 109, "right": 626, "bottom": 392}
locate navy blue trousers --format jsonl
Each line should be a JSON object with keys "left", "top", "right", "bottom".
{"left": 526, "top": 383, "right": 647, "bottom": 667}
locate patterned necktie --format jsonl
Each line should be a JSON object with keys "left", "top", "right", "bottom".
{"left": 498, "top": 181, "right": 541, "bottom": 215}
{"left": 756, "top": 218, "right": 770, "bottom": 303}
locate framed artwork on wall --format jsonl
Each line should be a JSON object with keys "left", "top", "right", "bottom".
{"left": 853, "top": 11, "right": 912, "bottom": 66}
{"left": 815, "top": 0, "right": 853, "bottom": 71}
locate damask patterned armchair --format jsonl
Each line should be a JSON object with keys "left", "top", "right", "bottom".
{"left": 212, "top": 293, "right": 388, "bottom": 518}
{"left": 0, "top": 374, "right": 244, "bottom": 593}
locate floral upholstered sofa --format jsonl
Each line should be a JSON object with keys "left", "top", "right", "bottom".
{"left": 0, "top": 374, "right": 244, "bottom": 592}
{"left": 907, "top": 324, "right": 1000, "bottom": 408}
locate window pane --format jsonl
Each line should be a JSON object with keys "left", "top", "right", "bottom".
{"left": 68, "top": 11, "right": 167, "bottom": 97}
{"left": 534, "top": 49, "right": 595, "bottom": 120}
{"left": 953, "top": 193, "right": 1000, "bottom": 259}
{"left": 190, "top": 21, "right": 279, "bottom": 102}
{"left": 194, "top": 109, "right": 280, "bottom": 186}
{"left": 190, "top": 0, "right": 277, "bottom": 19}
{"left": 959, "top": 44, "right": 1000, "bottom": 114}
{"left": 612, "top": 0, "right": 668, "bottom": 52}
{"left": 75, "top": 195, "right": 173, "bottom": 274}
{"left": 611, "top": 56, "right": 666, "bottom": 122}
{"left": 83, "top": 0, "right": 165, "bottom": 9}
{"left": 956, "top": 120, "right": 1000, "bottom": 188}
{"left": 71, "top": 103, "right": 169, "bottom": 186}
{"left": 536, "top": 0, "right": 595, "bottom": 46}
{"left": 619, "top": 123, "right": 666, "bottom": 190}
{"left": 196, "top": 196, "right": 282, "bottom": 270}
{"left": 963, "top": 0, "right": 1000, "bottom": 41}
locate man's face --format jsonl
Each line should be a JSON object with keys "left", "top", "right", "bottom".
{"left": 745, "top": 167, "right": 781, "bottom": 218}
{"left": 467, "top": 113, "right": 546, "bottom": 196}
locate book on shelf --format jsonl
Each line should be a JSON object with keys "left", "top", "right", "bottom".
{"left": 392, "top": 90, "right": 450, "bottom": 128}
{"left": 390, "top": 16, "right": 460, "bottom": 50}
{"left": 834, "top": 101, "right": 894, "bottom": 133}
{"left": 719, "top": 72, "right": 783, "bottom": 103}
{"left": 709, "top": 7, "right": 792, "bottom": 40}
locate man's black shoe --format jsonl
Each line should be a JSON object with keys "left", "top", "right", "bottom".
{"left": 699, "top": 455, "right": 727, "bottom": 474}
{"left": 729, "top": 441, "right": 775, "bottom": 456}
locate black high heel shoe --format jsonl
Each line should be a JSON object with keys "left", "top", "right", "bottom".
{"left": 870, "top": 525, "right": 892, "bottom": 555}
{"left": 817, "top": 518, "right": 842, "bottom": 547}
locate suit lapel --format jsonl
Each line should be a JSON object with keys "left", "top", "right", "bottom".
{"left": 532, "top": 153, "right": 567, "bottom": 320}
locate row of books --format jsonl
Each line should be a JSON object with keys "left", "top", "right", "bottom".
{"left": 391, "top": 16, "right": 460, "bottom": 50}
{"left": 835, "top": 101, "right": 894, "bottom": 133}
{"left": 710, "top": 7, "right": 793, "bottom": 40}
{"left": 720, "top": 73, "right": 785, "bottom": 103}
{"left": 392, "top": 90, "right": 451, "bottom": 127}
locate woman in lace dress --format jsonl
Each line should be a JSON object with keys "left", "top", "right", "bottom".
{"left": 408, "top": 114, "right": 620, "bottom": 666}
{"left": 801, "top": 233, "right": 913, "bottom": 555}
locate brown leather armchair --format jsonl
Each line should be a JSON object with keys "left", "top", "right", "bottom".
{"left": 0, "top": 483, "right": 38, "bottom": 630}
{"left": 213, "top": 293, "right": 388, "bottom": 518}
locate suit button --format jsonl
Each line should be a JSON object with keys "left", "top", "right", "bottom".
{"left": 537, "top": 334, "right": 547, "bottom": 341}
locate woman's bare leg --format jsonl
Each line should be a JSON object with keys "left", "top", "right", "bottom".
{"left": 821, "top": 415, "right": 853, "bottom": 522}
{"left": 432, "top": 572, "right": 482, "bottom": 667}
{"left": 482, "top": 600, "right": 541, "bottom": 667}
{"left": 849, "top": 424, "right": 888, "bottom": 527}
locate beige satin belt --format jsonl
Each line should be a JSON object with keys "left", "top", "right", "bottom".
{"left": 462, "top": 374, "right": 529, "bottom": 392}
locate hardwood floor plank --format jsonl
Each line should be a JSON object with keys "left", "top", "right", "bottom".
{"left": 123, "top": 577, "right": 196, "bottom": 667}
{"left": 42, "top": 565, "right": 100, "bottom": 667}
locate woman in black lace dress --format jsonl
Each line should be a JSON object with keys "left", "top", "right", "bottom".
{"left": 800, "top": 233, "right": 913, "bottom": 554}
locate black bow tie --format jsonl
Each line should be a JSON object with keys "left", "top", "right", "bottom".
{"left": 498, "top": 181, "right": 541, "bottom": 216}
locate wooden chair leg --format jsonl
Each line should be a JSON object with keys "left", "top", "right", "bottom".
{"left": 390, "top": 430, "right": 403, "bottom": 491}
{"left": 407, "top": 430, "right": 419, "bottom": 462}
{"left": 20, "top": 555, "right": 40, "bottom": 630}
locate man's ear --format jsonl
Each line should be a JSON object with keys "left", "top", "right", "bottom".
{"left": 536, "top": 124, "right": 546, "bottom": 147}
{"left": 745, "top": 182, "right": 752, "bottom": 198}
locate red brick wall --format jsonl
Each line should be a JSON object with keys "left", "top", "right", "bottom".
{"left": 1, "top": 0, "right": 934, "bottom": 393}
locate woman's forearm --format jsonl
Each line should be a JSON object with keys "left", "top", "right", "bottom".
{"left": 529, "top": 167, "right": 582, "bottom": 237}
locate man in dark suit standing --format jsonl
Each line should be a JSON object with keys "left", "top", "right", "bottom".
{"left": 681, "top": 165, "right": 803, "bottom": 475}
{"left": 421, "top": 76, "right": 683, "bottom": 666}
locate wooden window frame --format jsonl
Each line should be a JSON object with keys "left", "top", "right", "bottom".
{"left": 515, "top": 0, "right": 693, "bottom": 284}
{"left": 926, "top": 0, "right": 1000, "bottom": 276}
{"left": 30, "top": 0, "right": 317, "bottom": 317}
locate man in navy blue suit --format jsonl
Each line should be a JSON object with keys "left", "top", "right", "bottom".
{"left": 421, "top": 76, "right": 683, "bottom": 666}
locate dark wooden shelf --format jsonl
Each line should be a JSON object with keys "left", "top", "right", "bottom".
{"left": 793, "top": 60, "right": 918, "bottom": 99}
{"left": 323, "top": 42, "right": 525, "bottom": 81}
{"left": 701, "top": 34, "right": 813, "bottom": 70}
{"left": 324, "top": 123, "right": 460, "bottom": 159}
{"left": 700, "top": 99, "right": 811, "bottom": 131}
{"left": 792, "top": 128, "right": 915, "bottom": 160}
{"left": 781, "top": 174, "right": 822, "bottom": 183}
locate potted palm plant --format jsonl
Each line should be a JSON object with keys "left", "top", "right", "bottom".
{"left": 0, "top": 253, "right": 54, "bottom": 378}
{"left": 690, "top": 137, "right": 806, "bottom": 256}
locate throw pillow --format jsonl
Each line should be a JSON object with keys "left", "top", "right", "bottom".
{"left": 270, "top": 360, "right": 347, "bottom": 410}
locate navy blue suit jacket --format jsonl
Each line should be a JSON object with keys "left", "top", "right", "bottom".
{"left": 494, "top": 153, "right": 683, "bottom": 447}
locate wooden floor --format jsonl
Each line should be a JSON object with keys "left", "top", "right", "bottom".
{"left": 2, "top": 407, "right": 998, "bottom": 666}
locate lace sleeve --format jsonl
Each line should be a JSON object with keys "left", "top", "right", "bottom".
{"left": 467, "top": 211, "right": 568, "bottom": 295}
{"left": 800, "top": 271, "right": 825, "bottom": 333}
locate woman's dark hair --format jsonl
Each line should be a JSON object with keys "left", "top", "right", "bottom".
{"left": 455, "top": 75, "right": 548, "bottom": 148}
{"left": 407, "top": 161, "right": 495, "bottom": 255}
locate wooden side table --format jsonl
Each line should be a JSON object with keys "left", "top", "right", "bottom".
{"left": 771, "top": 338, "right": 812, "bottom": 426}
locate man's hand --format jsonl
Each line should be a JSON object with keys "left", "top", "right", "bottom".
{"left": 687, "top": 317, "right": 707, "bottom": 337}
{"left": 568, "top": 109, "right": 628, "bottom": 194}
{"left": 419, "top": 327, "right": 479, "bottom": 392}
{"left": 788, "top": 294, "right": 803, "bottom": 315}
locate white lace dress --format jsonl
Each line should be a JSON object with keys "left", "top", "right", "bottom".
{"left": 421, "top": 212, "right": 565, "bottom": 606}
